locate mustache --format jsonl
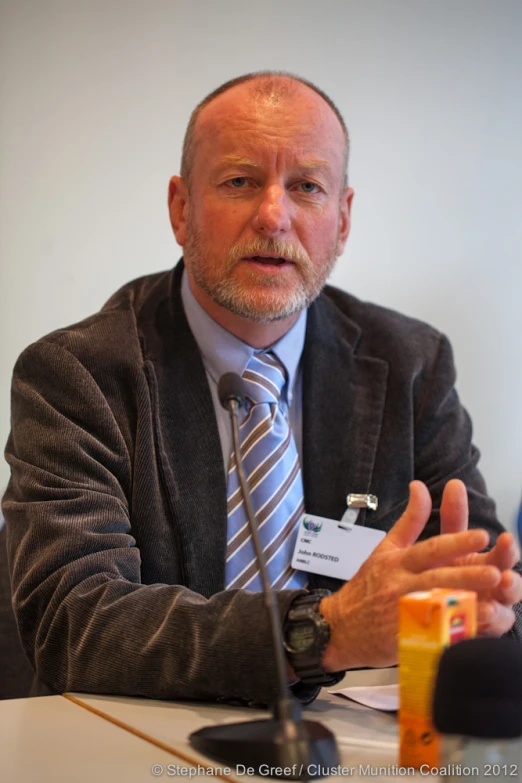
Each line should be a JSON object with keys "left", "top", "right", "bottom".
{"left": 227, "top": 237, "right": 311, "bottom": 267}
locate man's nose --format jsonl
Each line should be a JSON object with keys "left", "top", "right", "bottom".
{"left": 251, "top": 185, "right": 291, "bottom": 236}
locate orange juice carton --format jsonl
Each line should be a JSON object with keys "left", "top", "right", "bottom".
{"left": 398, "top": 589, "right": 476, "bottom": 769}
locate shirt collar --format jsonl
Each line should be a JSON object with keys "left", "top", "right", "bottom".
{"left": 181, "top": 269, "right": 307, "bottom": 398}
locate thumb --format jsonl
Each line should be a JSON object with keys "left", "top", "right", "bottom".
{"left": 382, "top": 481, "right": 432, "bottom": 551}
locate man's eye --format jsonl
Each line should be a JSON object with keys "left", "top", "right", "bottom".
{"left": 298, "top": 182, "right": 320, "bottom": 194}
{"left": 228, "top": 177, "right": 249, "bottom": 188}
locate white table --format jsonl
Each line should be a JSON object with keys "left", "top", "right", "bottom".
{"left": 0, "top": 693, "right": 182, "bottom": 783}
{"left": 1, "top": 669, "right": 415, "bottom": 782}
{"left": 67, "top": 668, "right": 404, "bottom": 782}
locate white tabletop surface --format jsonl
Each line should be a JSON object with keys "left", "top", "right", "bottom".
{"left": 0, "top": 693, "right": 186, "bottom": 783}
{"left": 67, "top": 668, "right": 411, "bottom": 782}
{"left": 0, "top": 668, "right": 434, "bottom": 783}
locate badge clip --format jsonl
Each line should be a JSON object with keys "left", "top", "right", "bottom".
{"left": 347, "top": 493, "right": 378, "bottom": 511}
{"left": 338, "top": 493, "right": 379, "bottom": 531}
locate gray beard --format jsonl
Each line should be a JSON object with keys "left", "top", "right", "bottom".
{"left": 189, "top": 266, "right": 319, "bottom": 323}
{"left": 184, "top": 232, "right": 339, "bottom": 324}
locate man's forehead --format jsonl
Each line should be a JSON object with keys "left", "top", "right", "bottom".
{"left": 194, "top": 78, "right": 345, "bottom": 151}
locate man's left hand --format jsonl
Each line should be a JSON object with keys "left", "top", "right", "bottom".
{"left": 440, "top": 479, "right": 522, "bottom": 636}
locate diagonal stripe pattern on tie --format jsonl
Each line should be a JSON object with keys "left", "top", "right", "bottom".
{"left": 225, "top": 352, "right": 307, "bottom": 592}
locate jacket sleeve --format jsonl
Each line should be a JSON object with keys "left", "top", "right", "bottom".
{"left": 3, "top": 340, "right": 304, "bottom": 703}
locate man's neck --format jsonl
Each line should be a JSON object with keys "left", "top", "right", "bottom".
{"left": 186, "top": 272, "right": 301, "bottom": 349}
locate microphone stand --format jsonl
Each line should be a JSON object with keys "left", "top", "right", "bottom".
{"left": 190, "top": 377, "right": 340, "bottom": 780}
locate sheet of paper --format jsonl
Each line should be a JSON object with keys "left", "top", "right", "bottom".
{"left": 329, "top": 683, "right": 399, "bottom": 712}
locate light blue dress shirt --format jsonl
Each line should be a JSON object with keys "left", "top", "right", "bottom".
{"left": 181, "top": 270, "right": 307, "bottom": 474}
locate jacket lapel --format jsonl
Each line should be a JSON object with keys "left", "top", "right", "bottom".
{"left": 139, "top": 264, "right": 228, "bottom": 597}
{"left": 302, "top": 292, "right": 389, "bottom": 591}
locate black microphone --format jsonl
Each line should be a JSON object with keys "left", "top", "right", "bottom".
{"left": 433, "top": 638, "right": 522, "bottom": 781}
{"left": 218, "top": 372, "right": 246, "bottom": 409}
{"left": 190, "top": 373, "right": 339, "bottom": 780}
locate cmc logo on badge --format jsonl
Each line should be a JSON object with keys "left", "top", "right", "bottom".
{"left": 303, "top": 517, "right": 323, "bottom": 535}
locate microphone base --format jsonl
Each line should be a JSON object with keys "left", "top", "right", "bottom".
{"left": 189, "top": 715, "right": 340, "bottom": 780}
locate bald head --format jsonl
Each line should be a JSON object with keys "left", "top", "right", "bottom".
{"left": 180, "top": 71, "right": 349, "bottom": 188}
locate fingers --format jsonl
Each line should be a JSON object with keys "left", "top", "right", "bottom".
{"left": 477, "top": 570, "right": 522, "bottom": 635}
{"left": 404, "top": 528, "right": 490, "bottom": 573}
{"left": 477, "top": 600, "right": 516, "bottom": 637}
{"left": 440, "top": 479, "right": 469, "bottom": 535}
{"left": 484, "top": 533, "right": 520, "bottom": 572}
{"left": 415, "top": 564, "right": 501, "bottom": 592}
{"left": 384, "top": 481, "right": 432, "bottom": 550}
{"left": 489, "top": 569, "right": 522, "bottom": 607}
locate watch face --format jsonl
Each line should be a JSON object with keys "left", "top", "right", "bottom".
{"left": 288, "top": 620, "right": 316, "bottom": 653}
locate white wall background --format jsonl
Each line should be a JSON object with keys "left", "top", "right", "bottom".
{"left": 1, "top": 0, "right": 521, "bottom": 529}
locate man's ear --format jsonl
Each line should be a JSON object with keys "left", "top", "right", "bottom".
{"left": 168, "top": 176, "right": 189, "bottom": 246}
{"left": 336, "top": 187, "right": 354, "bottom": 256}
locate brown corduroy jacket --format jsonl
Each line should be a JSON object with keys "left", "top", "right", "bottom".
{"left": 3, "top": 261, "right": 520, "bottom": 704}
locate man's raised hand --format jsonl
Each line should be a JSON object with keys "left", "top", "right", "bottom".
{"left": 320, "top": 481, "right": 502, "bottom": 672}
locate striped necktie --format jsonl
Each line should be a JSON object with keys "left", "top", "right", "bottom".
{"left": 225, "top": 352, "right": 307, "bottom": 592}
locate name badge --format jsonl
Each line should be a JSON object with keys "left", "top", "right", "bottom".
{"left": 291, "top": 512, "right": 385, "bottom": 581}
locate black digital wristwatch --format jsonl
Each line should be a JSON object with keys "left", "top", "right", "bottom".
{"left": 283, "top": 589, "right": 345, "bottom": 687}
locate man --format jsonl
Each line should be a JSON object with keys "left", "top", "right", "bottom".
{"left": 3, "top": 72, "right": 522, "bottom": 705}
